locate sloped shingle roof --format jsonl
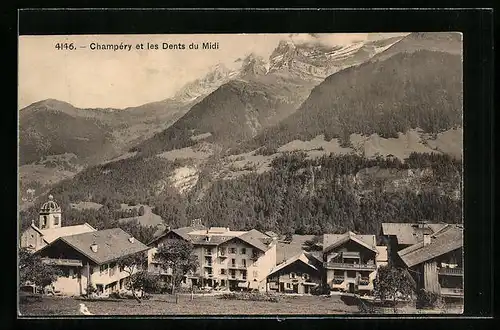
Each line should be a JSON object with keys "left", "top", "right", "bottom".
{"left": 237, "top": 229, "right": 273, "bottom": 252}
{"left": 40, "top": 223, "right": 96, "bottom": 244}
{"left": 147, "top": 225, "right": 206, "bottom": 245}
{"left": 398, "top": 225, "right": 463, "bottom": 268}
{"left": 381, "top": 223, "right": 448, "bottom": 245}
{"left": 323, "top": 231, "right": 377, "bottom": 253}
{"left": 43, "top": 228, "right": 150, "bottom": 265}
{"left": 268, "top": 252, "right": 320, "bottom": 277}
{"left": 148, "top": 226, "right": 272, "bottom": 251}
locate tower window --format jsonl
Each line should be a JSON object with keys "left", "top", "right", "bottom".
{"left": 54, "top": 216, "right": 60, "bottom": 226}
{"left": 42, "top": 216, "right": 47, "bottom": 228}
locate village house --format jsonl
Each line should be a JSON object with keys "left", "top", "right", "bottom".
{"left": 35, "top": 228, "right": 150, "bottom": 296}
{"left": 19, "top": 195, "right": 96, "bottom": 252}
{"left": 147, "top": 220, "right": 277, "bottom": 292}
{"left": 266, "top": 251, "right": 323, "bottom": 294}
{"left": 397, "top": 224, "right": 463, "bottom": 301}
{"left": 322, "top": 231, "right": 386, "bottom": 295}
{"left": 380, "top": 221, "right": 451, "bottom": 266}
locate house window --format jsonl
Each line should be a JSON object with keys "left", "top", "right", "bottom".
{"left": 241, "top": 248, "right": 246, "bottom": 254}
{"left": 242, "top": 259, "right": 247, "bottom": 267}
{"left": 61, "top": 267, "right": 70, "bottom": 277}
{"left": 242, "top": 271, "right": 247, "bottom": 280}
{"left": 229, "top": 248, "right": 236, "bottom": 254}
{"left": 221, "top": 269, "right": 226, "bottom": 275}
{"left": 205, "top": 248, "right": 212, "bottom": 254}
{"left": 100, "top": 264, "right": 108, "bottom": 274}
{"left": 231, "top": 258, "right": 236, "bottom": 266}
{"left": 290, "top": 272, "right": 296, "bottom": 279}
{"left": 347, "top": 271, "right": 356, "bottom": 278}
{"left": 302, "top": 273, "right": 309, "bottom": 280}
{"left": 286, "top": 283, "right": 291, "bottom": 289}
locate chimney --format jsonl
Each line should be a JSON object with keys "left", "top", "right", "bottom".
{"left": 128, "top": 237, "right": 135, "bottom": 243}
{"left": 423, "top": 233, "right": 431, "bottom": 246}
{"left": 90, "top": 243, "right": 98, "bottom": 252}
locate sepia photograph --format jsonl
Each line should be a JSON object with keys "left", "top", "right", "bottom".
{"left": 18, "top": 32, "right": 464, "bottom": 316}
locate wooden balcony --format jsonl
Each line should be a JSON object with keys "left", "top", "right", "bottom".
{"left": 41, "top": 258, "right": 82, "bottom": 267}
{"left": 228, "top": 264, "right": 246, "bottom": 269}
{"left": 324, "top": 262, "right": 376, "bottom": 271}
{"left": 228, "top": 275, "right": 246, "bottom": 281}
{"left": 438, "top": 267, "right": 463, "bottom": 276}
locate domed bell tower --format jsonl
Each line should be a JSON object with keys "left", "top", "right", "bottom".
{"left": 39, "top": 195, "right": 62, "bottom": 229}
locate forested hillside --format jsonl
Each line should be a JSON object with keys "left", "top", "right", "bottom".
{"left": 20, "top": 152, "right": 462, "bottom": 237}
{"left": 237, "top": 50, "right": 462, "bottom": 153}
{"left": 19, "top": 108, "right": 115, "bottom": 165}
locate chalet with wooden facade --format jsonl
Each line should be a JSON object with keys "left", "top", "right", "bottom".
{"left": 322, "top": 231, "right": 386, "bottom": 295}
{"left": 380, "top": 222, "right": 450, "bottom": 266}
{"left": 20, "top": 195, "right": 96, "bottom": 252}
{"left": 266, "top": 252, "right": 323, "bottom": 294}
{"left": 35, "top": 228, "right": 149, "bottom": 296}
{"left": 397, "top": 224, "right": 463, "bottom": 300}
{"left": 147, "top": 220, "right": 277, "bottom": 292}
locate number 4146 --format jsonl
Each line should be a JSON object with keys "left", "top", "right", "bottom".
{"left": 55, "top": 43, "right": 75, "bottom": 50}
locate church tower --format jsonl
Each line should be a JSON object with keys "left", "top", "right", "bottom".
{"left": 39, "top": 195, "right": 62, "bottom": 229}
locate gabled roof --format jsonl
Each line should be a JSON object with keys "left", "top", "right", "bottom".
{"left": 147, "top": 225, "right": 201, "bottom": 245}
{"left": 268, "top": 252, "right": 320, "bottom": 277}
{"left": 381, "top": 222, "right": 448, "bottom": 245}
{"left": 37, "top": 228, "right": 150, "bottom": 265}
{"left": 148, "top": 226, "right": 272, "bottom": 251}
{"left": 398, "top": 225, "right": 463, "bottom": 268}
{"left": 236, "top": 229, "right": 273, "bottom": 252}
{"left": 39, "top": 223, "right": 97, "bottom": 244}
{"left": 323, "top": 231, "right": 377, "bottom": 254}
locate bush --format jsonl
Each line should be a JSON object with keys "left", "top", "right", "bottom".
{"left": 83, "top": 285, "right": 98, "bottom": 298}
{"left": 310, "top": 284, "right": 330, "bottom": 296}
{"left": 220, "top": 292, "right": 280, "bottom": 303}
{"left": 416, "top": 289, "right": 442, "bottom": 309}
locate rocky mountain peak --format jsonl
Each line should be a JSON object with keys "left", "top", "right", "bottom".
{"left": 240, "top": 53, "right": 268, "bottom": 76}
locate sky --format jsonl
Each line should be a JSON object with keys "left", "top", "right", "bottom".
{"left": 18, "top": 33, "right": 408, "bottom": 109}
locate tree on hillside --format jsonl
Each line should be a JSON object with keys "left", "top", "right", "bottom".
{"left": 116, "top": 252, "right": 148, "bottom": 303}
{"left": 373, "top": 265, "right": 415, "bottom": 313}
{"left": 154, "top": 240, "right": 198, "bottom": 295}
{"left": 19, "top": 248, "right": 62, "bottom": 291}
{"left": 118, "top": 220, "right": 157, "bottom": 245}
